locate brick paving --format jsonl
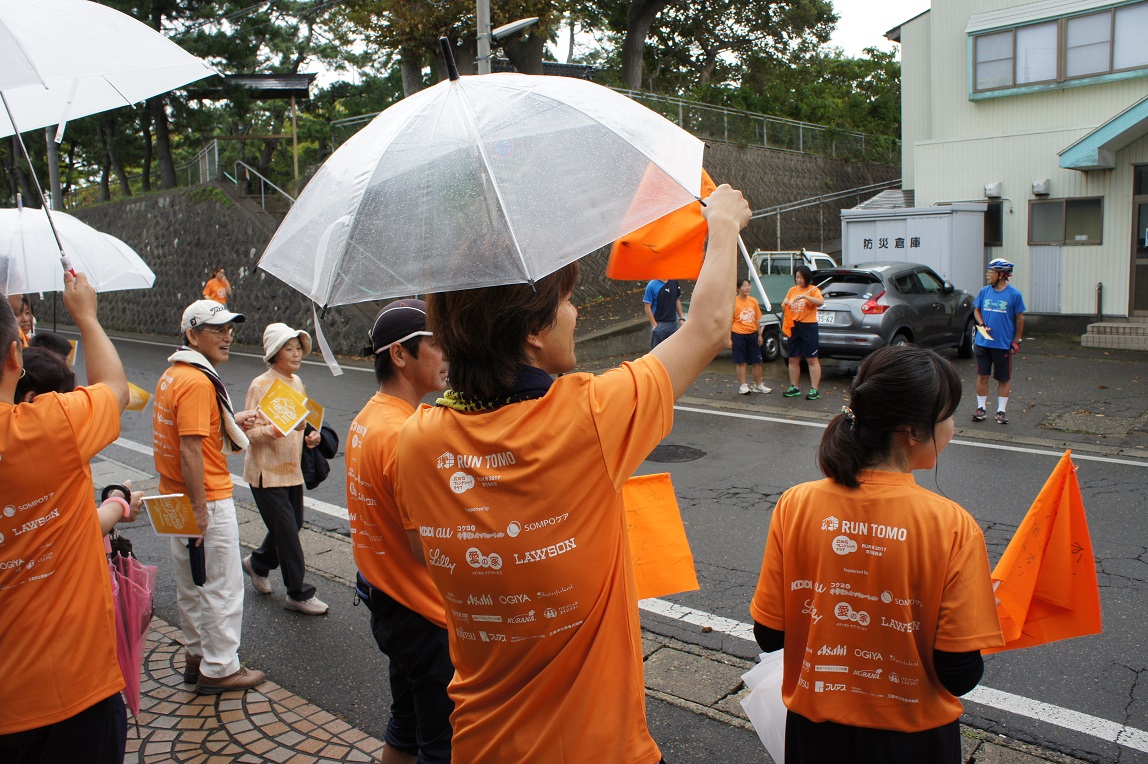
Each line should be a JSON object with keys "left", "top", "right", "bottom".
{"left": 126, "top": 619, "right": 385, "bottom": 764}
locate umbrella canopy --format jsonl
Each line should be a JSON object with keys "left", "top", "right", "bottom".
{"left": 0, "top": 0, "right": 215, "bottom": 137}
{"left": 258, "top": 73, "right": 705, "bottom": 307}
{"left": 109, "top": 550, "right": 157, "bottom": 718}
{"left": 0, "top": 208, "right": 155, "bottom": 294}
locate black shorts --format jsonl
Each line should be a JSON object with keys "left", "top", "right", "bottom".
{"left": 975, "top": 345, "right": 1012, "bottom": 382}
{"left": 788, "top": 321, "right": 819, "bottom": 358}
{"left": 731, "top": 332, "right": 762, "bottom": 365}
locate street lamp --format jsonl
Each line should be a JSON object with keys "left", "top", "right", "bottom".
{"left": 475, "top": 1, "right": 539, "bottom": 75}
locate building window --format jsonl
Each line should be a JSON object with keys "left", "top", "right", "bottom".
{"left": 973, "top": 1, "right": 1148, "bottom": 93}
{"left": 984, "top": 201, "right": 1003, "bottom": 247}
{"left": 1029, "top": 198, "right": 1103, "bottom": 244}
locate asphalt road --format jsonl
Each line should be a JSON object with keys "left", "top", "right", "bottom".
{"left": 90, "top": 328, "right": 1148, "bottom": 763}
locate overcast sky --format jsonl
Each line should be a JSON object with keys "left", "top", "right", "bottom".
{"left": 828, "top": 0, "right": 931, "bottom": 57}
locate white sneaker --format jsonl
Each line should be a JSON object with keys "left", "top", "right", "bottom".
{"left": 285, "top": 595, "right": 329, "bottom": 615}
{"left": 242, "top": 555, "right": 271, "bottom": 595}
{"left": 739, "top": 384, "right": 751, "bottom": 395}
{"left": 753, "top": 383, "right": 772, "bottom": 394}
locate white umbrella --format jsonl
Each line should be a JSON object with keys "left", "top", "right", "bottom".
{"left": 258, "top": 69, "right": 706, "bottom": 307}
{"left": 0, "top": 207, "right": 155, "bottom": 294}
{"left": 0, "top": 0, "right": 215, "bottom": 138}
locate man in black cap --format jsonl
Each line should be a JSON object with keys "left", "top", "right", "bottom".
{"left": 345, "top": 299, "right": 454, "bottom": 764}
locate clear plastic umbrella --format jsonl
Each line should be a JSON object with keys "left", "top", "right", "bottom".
{"left": 259, "top": 67, "right": 705, "bottom": 307}
{"left": 0, "top": 207, "right": 155, "bottom": 294}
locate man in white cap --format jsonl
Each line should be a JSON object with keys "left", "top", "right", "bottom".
{"left": 153, "top": 300, "right": 266, "bottom": 695}
{"left": 346, "top": 299, "right": 454, "bottom": 763}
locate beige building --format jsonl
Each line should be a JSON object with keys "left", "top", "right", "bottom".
{"left": 890, "top": 0, "right": 1148, "bottom": 317}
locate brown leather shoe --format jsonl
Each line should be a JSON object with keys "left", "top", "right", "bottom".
{"left": 195, "top": 666, "right": 267, "bottom": 695}
{"left": 182, "top": 652, "right": 202, "bottom": 684}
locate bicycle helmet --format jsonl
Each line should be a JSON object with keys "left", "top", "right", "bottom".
{"left": 987, "top": 258, "right": 1014, "bottom": 274}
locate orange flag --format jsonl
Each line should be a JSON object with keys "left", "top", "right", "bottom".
{"left": 984, "top": 451, "right": 1102, "bottom": 653}
{"left": 622, "top": 473, "right": 700, "bottom": 600}
{"left": 606, "top": 170, "right": 718, "bottom": 281}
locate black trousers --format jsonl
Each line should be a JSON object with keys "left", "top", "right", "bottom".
{"left": 0, "top": 692, "right": 126, "bottom": 764}
{"left": 249, "top": 482, "right": 316, "bottom": 601}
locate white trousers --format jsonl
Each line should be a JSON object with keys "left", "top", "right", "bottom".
{"left": 169, "top": 497, "right": 244, "bottom": 679}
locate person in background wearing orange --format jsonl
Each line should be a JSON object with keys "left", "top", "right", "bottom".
{"left": 7, "top": 294, "right": 33, "bottom": 346}
{"left": 153, "top": 299, "right": 266, "bottom": 695}
{"left": 203, "top": 266, "right": 232, "bottom": 305}
{"left": 781, "top": 264, "right": 824, "bottom": 400}
{"left": 394, "top": 185, "right": 750, "bottom": 764}
{"left": 347, "top": 300, "right": 453, "bottom": 764}
{"left": 750, "top": 345, "right": 1003, "bottom": 763}
{"left": 0, "top": 273, "right": 131, "bottom": 764}
{"left": 241, "top": 323, "right": 328, "bottom": 616}
{"left": 731, "top": 277, "right": 771, "bottom": 395}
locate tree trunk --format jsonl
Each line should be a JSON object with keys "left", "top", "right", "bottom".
{"left": 621, "top": 0, "right": 672, "bottom": 90}
{"left": 140, "top": 108, "right": 153, "bottom": 192}
{"left": 98, "top": 161, "right": 110, "bottom": 203}
{"left": 103, "top": 121, "right": 132, "bottom": 197}
{"left": 503, "top": 33, "right": 545, "bottom": 75}
{"left": 44, "top": 128, "right": 63, "bottom": 210}
{"left": 11, "top": 138, "right": 35, "bottom": 203}
{"left": 150, "top": 97, "right": 178, "bottom": 188}
{"left": 401, "top": 47, "right": 425, "bottom": 96}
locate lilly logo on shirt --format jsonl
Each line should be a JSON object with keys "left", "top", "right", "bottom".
{"left": 450, "top": 472, "right": 476, "bottom": 494}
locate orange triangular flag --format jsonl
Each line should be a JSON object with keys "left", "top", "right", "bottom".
{"left": 984, "top": 451, "right": 1102, "bottom": 653}
{"left": 606, "top": 170, "right": 718, "bottom": 281}
{"left": 622, "top": 473, "right": 700, "bottom": 600}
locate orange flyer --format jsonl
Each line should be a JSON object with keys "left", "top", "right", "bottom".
{"left": 143, "top": 494, "right": 202, "bottom": 537}
{"left": 305, "top": 398, "right": 324, "bottom": 431}
{"left": 258, "top": 378, "right": 309, "bottom": 436}
{"left": 623, "top": 472, "right": 700, "bottom": 600}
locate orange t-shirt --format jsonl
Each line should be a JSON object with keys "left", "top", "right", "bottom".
{"left": 153, "top": 363, "right": 233, "bottom": 501}
{"left": 750, "top": 471, "right": 1003, "bottom": 732}
{"left": 395, "top": 356, "right": 673, "bottom": 764}
{"left": 347, "top": 393, "right": 445, "bottom": 627}
{"left": 0, "top": 384, "right": 123, "bottom": 734}
{"left": 784, "top": 285, "right": 823, "bottom": 324}
{"left": 732, "top": 294, "right": 761, "bottom": 334}
{"left": 203, "top": 277, "right": 229, "bottom": 304}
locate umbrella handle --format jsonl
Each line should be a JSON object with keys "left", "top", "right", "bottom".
{"left": 439, "top": 37, "right": 460, "bottom": 81}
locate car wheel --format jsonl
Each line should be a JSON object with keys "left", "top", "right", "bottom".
{"left": 762, "top": 329, "right": 781, "bottom": 363}
{"left": 957, "top": 317, "right": 974, "bottom": 359}
{"left": 891, "top": 331, "right": 911, "bottom": 348}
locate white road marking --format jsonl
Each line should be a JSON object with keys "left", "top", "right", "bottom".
{"left": 73, "top": 330, "right": 373, "bottom": 372}
{"left": 674, "top": 405, "right": 1148, "bottom": 468}
{"left": 639, "top": 597, "right": 1148, "bottom": 754}
{"left": 110, "top": 415, "right": 1148, "bottom": 753}
{"left": 110, "top": 437, "right": 349, "bottom": 520}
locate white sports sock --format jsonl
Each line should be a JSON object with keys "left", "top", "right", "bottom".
{"left": 998, "top": 396, "right": 1008, "bottom": 413}
{"left": 977, "top": 395, "right": 987, "bottom": 409}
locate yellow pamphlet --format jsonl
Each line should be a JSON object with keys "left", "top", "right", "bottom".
{"left": 67, "top": 339, "right": 78, "bottom": 365}
{"left": 143, "top": 494, "right": 202, "bottom": 537}
{"left": 126, "top": 381, "right": 152, "bottom": 412}
{"left": 305, "top": 398, "right": 324, "bottom": 431}
{"left": 623, "top": 472, "right": 700, "bottom": 600}
{"left": 258, "top": 378, "right": 309, "bottom": 436}
{"left": 976, "top": 324, "right": 993, "bottom": 341}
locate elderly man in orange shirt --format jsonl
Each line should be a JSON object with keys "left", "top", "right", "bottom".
{"left": 0, "top": 273, "right": 130, "bottom": 764}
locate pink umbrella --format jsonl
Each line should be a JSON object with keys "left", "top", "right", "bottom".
{"left": 108, "top": 547, "right": 157, "bottom": 717}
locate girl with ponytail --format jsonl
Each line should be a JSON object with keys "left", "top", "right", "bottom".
{"left": 750, "top": 345, "right": 1004, "bottom": 763}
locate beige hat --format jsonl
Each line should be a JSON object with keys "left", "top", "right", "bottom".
{"left": 262, "top": 323, "right": 313, "bottom": 363}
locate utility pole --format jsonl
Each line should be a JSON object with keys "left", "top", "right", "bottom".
{"left": 476, "top": 0, "right": 492, "bottom": 75}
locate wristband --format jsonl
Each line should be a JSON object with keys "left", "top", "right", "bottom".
{"left": 101, "top": 496, "right": 131, "bottom": 519}
{"left": 101, "top": 483, "right": 130, "bottom": 502}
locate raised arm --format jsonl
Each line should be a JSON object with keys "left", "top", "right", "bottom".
{"left": 64, "top": 271, "right": 128, "bottom": 411}
{"left": 651, "top": 185, "right": 750, "bottom": 399}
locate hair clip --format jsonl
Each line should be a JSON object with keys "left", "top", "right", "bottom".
{"left": 841, "top": 405, "right": 857, "bottom": 430}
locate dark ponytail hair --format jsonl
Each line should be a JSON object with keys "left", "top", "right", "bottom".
{"left": 794, "top": 265, "right": 813, "bottom": 285}
{"left": 818, "top": 345, "right": 961, "bottom": 488}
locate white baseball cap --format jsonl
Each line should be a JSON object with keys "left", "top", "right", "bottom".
{"left": 181, "top": 299, "right": 246, "bottom": 333}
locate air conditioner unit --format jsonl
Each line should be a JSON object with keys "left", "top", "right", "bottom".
{"left": 1032, "top": 178, "right": 1051, "bottom": 196}
{"left": 984, "top": 182, "right": 1002, "bottom": 198}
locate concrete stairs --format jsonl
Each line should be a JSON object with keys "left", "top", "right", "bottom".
{"left": 1081, "top": 316, "right": 1148, "bottom": 350}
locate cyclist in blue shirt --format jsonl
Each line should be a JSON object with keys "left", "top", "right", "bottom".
{"left": 972, "top": 259, "right": 1025, "bottom": 425}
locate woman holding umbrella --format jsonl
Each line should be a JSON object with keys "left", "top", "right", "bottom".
{"left": 394, "top": 185, "right": 751, "bottom": 763}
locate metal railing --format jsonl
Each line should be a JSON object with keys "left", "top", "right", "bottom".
{"left": 751, "top": 179, "right": 903, "bottom": 252}
{"left": 232, "top": 160, "right": 295, "bottom": 212}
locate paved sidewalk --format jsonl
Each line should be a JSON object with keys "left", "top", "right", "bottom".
{"left": 111, "top": 498, "right": 1088, "bottom": 764}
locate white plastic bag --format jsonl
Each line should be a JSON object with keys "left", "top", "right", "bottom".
{"left": 741, "top": 650, "right": 786, "bottom": 763}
